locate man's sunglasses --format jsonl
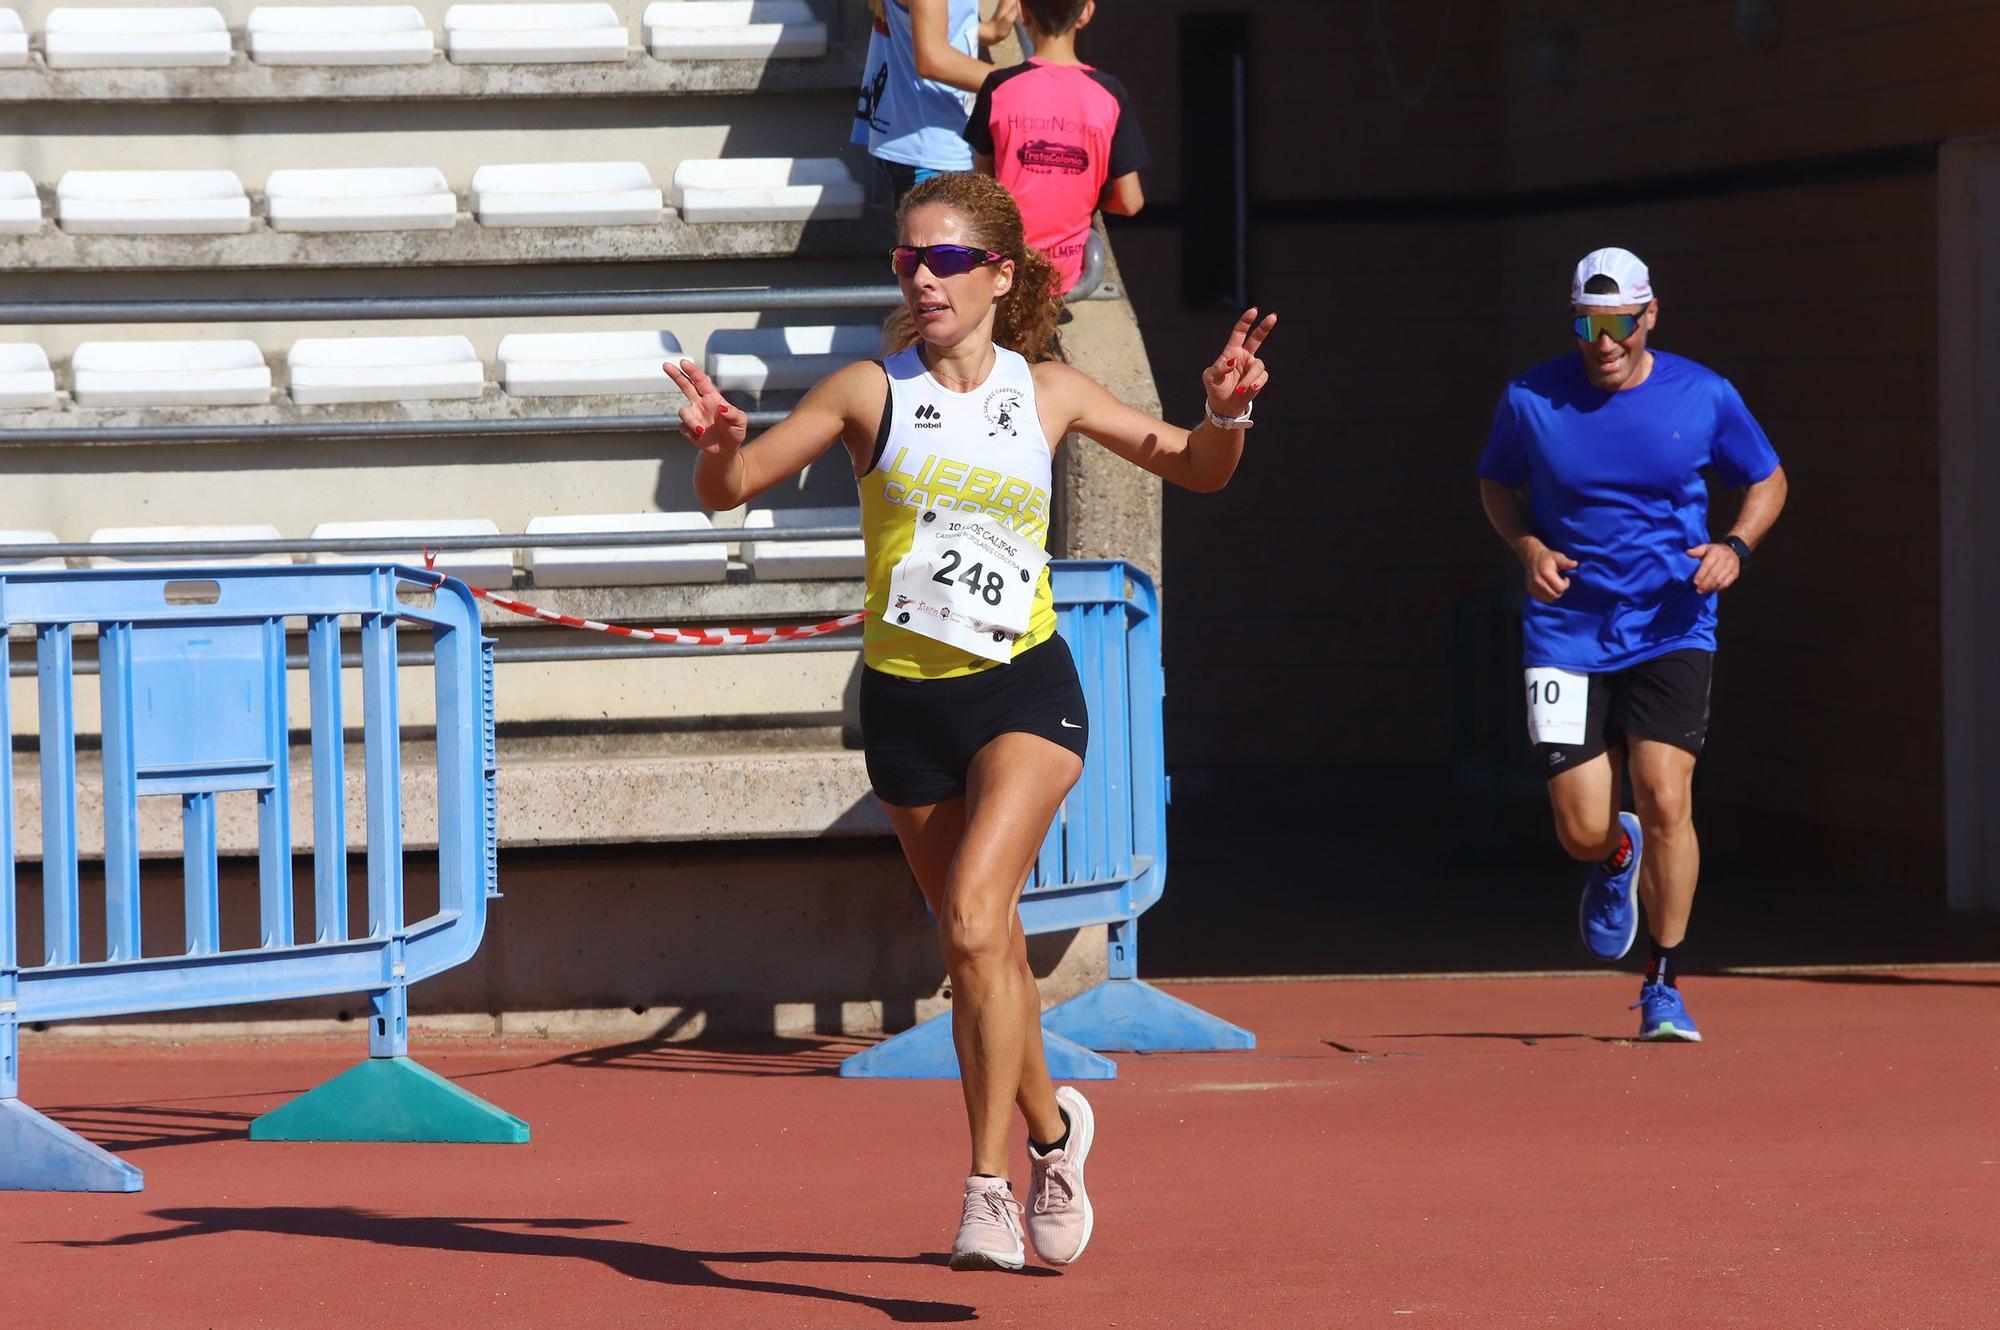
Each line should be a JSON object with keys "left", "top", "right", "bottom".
{"left": 891, "top": 243, "right": 1007, "bottom": 279}
{"left": 1573, "top": 311, "right": 1645, "bottom": 342}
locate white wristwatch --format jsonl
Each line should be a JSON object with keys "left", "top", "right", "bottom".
{"left": 1204, "top": 399, "right": 1254, "bottom": 431}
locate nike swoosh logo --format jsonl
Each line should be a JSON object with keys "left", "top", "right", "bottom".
{"left": 1060, "top": 719, "right": 1082, "bottom": 729}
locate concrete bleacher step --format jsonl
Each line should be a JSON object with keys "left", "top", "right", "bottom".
{"left": 0, "top": 212, "right": 884, "bottom": 268}
{"left": 642, "top": 0, "right": 825, "bottom": 60}
{"left": 442, "top": 3, "right": 627, "bottom": 63}
{"left": 496, "top": 329, "right": 685, "bottom": 396}
{"left": 86, "top": 524, "right": 288, "bottom": 566}
{"left": 308, "top": 517, "right": 513, "bottom": 584}
{"left": 0, "top": 344, "right": 57, "bottom": 409}
{"left": 55, "top": 169, "right": 251, "bottom": 235}
{"left": 707, "top": 324, "right": 882, "bottom": 394}
{"left": 287, "top": 335, "right": 486, "bottom": 404}
{"left": 0, "top": 171, "right": 39, "bottom": 233}
{"left": 265, "top": 166, "right": 457, "bottom": 231}
{"left": 1, "top": 10, "right": 27, "bottom": 66}
{"left": 523, "top": 511, "right": 728, "bottom": 587}
{"left": 246, "top": 6, "right": 437, "bottom": 66}
{"left": 0, "top": 44, "right": 862, "bottom": 102}
{"left": 44, "top": 7, "right": 233, "bottom": 68}
{"left": 670, "top": 156, "right": 863, "bottom": 223}
{"left": 0, "top": 531, "right": 63, "bottom": 569}
{"left": 469, "top": 160, "right": 663, "bottom": 227}
{"left": 70, "top": 339, "right": 271, "bottom": 407}
{"left": 741, "top": 506, "right": 865, "bottom": 580}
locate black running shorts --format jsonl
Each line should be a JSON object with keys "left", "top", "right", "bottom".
{"left": 1538, "top": 647, "right": 1714, "bottom": 780}
{"left": 860, "top": 634, "right": 1090, "bottom": 807}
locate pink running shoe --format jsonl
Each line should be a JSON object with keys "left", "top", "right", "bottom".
{"left": 949, "top": 1176, "right": 1026, "bottom": 1271}
{"left": 1026, "top": 1085, "right": 1096, "bottom": 1265}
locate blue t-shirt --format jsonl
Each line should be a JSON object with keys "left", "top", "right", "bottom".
{"left": 1477, "top": 350, "right": 1780, "bottom": 673}
{"left": 850, "top": 0, "right": 978, "bottom": 171}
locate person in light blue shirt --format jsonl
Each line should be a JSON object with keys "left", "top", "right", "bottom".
{"left": 1478, "top": 246, "right": 1789, "bottom": 1043}
{"left": 854, "top": 0, "right": 1018, "bottom": 202}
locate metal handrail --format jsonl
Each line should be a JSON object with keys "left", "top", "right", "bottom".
{"left": 0, "top": 275, "right": 1115, "bottom": 327}
{"left": 6, "top": 633, "right": 861, "bottom": 676}
{"left": 0, "top": 524, "right": 861, "bottom": 561}
{"left": 0, "top": 285, "right": 904, "bottom": 326}
{"left": 0, "top": 411, "right": 785, "bottom": 448}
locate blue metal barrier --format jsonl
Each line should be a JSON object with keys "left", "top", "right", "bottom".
{"left": 840, "top": 561, "right": 1254, "bottom": 1079}
{"left": 1, "top": 563, "right": 523, "bottom": 1193}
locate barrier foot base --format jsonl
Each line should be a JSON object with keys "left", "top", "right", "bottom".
{"left": 0, "top": 1097, "right": 145, "bottom": 1192}
{"left": 1042, "top": 979, "right": 1257, "bottom": 1053}
{"left": 249, "top": 1056, "right": 530, "bottom": 1143}
{"left": 840, "top": 1011, "right": 1118, "bottom": 1080}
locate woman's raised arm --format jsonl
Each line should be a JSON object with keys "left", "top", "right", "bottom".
{"left": 663, "top": 358, "right": 878, "bottom": 510}
{"left": 1043, "top": 307, "right": 1276, "bottom": 494}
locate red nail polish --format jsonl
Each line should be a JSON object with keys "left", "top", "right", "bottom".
{"left": 692, "top": 426, "right": 705, "bottom": 438}
{"left": 1225, "top": 358, "right": 1235, "bottom": 369}
{"left": 1236, "top": 385, "right": 1249, "bottom": 396}
{"left": 717, "top": 405, "right": 729, "bottom": 416}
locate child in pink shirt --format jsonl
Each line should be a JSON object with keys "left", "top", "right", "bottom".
{"left": 963, "top": 0, "right": 1147, "bottom": 295}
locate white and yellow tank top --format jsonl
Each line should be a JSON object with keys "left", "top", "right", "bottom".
{"left": 860, "top": 345, "right": 1058, "bottom": 679}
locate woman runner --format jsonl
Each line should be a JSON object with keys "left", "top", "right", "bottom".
{"left": 663, "top": 171, "right": 1275, "bottom": 1271}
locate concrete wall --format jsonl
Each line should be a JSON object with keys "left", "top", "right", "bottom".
{"left": 1084, "top": 0, "right": 1998, "bottom": 886}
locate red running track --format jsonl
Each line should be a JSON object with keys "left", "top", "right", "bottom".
{"left": 6, "top": 971, "right": 1999, "bottom": 1328}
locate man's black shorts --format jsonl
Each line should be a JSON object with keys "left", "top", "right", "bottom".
{"left": 1538, "top": 647, "right": 1713, "bottom": 780}
{"left": 860, "top": 634, "right": 1090, "bottom": 807}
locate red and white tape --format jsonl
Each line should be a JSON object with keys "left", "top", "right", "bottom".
{"left": 420, "top": 553, "right": 867, "bottom": 645}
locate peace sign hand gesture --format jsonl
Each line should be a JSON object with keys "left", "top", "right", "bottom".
{"left": 662, "top": 359, "right": 747, "bottom": 455}
{"left": 1202, "top": 307, "right": 1278, "bottom": 419}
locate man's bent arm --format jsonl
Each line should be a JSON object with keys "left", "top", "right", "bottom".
{"left": 1480, "top": 478, "right": 1547, "bottom": 565}
{"left": 1726, "top": 465, "right": 1788, "bottom": 549}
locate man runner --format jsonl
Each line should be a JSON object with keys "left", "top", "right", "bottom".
{"left": 1476, "top": 246, "right": 1788, "bottom": 1042}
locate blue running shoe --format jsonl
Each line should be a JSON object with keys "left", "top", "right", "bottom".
{"left": 1632, "top": 982, "right": 1702, "bottom": 1042}
{"left": 1578, "top": 811, "right": 1643, "bottom": 959}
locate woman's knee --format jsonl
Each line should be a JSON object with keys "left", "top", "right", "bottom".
{"left": 940, "top": 902, "right": 1014, "bottom": 970}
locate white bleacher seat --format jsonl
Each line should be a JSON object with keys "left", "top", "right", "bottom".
{"left": 469, "top": 161, "right": 662, "bottom": 227}
{"left": 706, "top": 324, "right": 880, "bottom": 394}
{"left": 0, "top": 10, "right": 28, "bottom": 66}
{"left": 669, "top": 157, "right": 863, "bottom": 224}
{"left": 523, "top": 512, "right": 726, "bottom": 587}
{"left": 44, "top": 7, "right": 232, "bottom": 68}
{"left": 266, "top": 167, "right": 457, "bottom": 232}
{"left": 308, "top": 518, "right": 513, "bottom": 584}
{"left": 641, "top": 0, "right": 824, "bottom": 60}
{"left": 0, "top": 345, "right": 57, "bottom": 410}
{"left": 288, "top": 335, "right": 485, "bottom": 404}
{"left": 87, "top": 525, "right": 289, "bottom": 567}
{"left": 496, "top": 329, "right": 684, "bottom": 396}
{"left": 71, "top": 340, "right": 271, "bottom": 408}
{"left": 247, "top": 6, "right": 435, "bottom": 65}
{"left": 0, "top": 531, "right": 65, "bottom": 571}
{"left": 55, "top": 170, "right": 251, "bottom": 236}
{"left": 0, "top": 171, "right": 40, "bottom": 234}
{"left": 741, "top": 506, "right": 863, "bottom": 581}
{"left": 442, "top": 3, "right": 626, "bottom": 63}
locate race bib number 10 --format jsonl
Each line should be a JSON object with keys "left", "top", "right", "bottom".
{"left": 886, "top": 510, "right": 1051, "bottom": 664}
{"left": 1524, "top": 666, "right": 1590, "bottom": 746}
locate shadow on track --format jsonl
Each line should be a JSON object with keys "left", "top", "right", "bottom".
{"left": 40, "top": 1206, "right": 1031, "bottom": 1321}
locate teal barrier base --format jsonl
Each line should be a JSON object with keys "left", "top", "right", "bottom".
{"left": 839, "top": 1010, "right": 1118, "bottom": 1079}
{"left": 1042, "top": 979, "right": 1257, "bottom": 1053}
{"left": 249, "top": 1056, "right": 529, "bottom": 1143}
{"left": 0, "top": 1097, "right": 145, "bottom": 1191}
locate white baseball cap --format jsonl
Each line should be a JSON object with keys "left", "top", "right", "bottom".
{"left": 1570, "top": 247, "right": 1654, "bottom": 307}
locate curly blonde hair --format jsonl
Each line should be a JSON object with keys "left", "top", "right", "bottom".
{"left": 884, "top": 172, "right": 1063, "bottom": 364}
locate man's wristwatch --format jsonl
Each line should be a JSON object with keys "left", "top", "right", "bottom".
{"left": 1720, "top": 534, "right": 1752, "bottom": 566}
